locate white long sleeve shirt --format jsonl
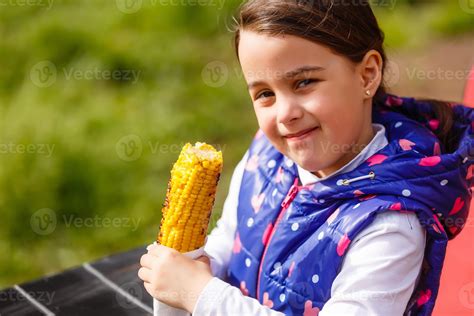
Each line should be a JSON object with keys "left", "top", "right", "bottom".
{"left": 194, "top": 124, "right": 426, "bottom": 315}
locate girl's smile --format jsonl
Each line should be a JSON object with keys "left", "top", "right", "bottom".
{"left": 284, "top": 126, "right": 320, "bottom": 142}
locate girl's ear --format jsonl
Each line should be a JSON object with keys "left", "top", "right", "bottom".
{"left": 358, "top": 49, "right": 383, "bottom": 98}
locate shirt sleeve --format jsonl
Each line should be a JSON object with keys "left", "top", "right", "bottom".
{"left": 203, "top": 151, "right": 248, "bottom": 280}
{"left": 192, "top": 277, "right": 285, "bottom": 316}
{"left": 319, "top": 211, "right": 426, "bottom": 316}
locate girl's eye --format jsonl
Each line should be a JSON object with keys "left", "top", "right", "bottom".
{"left": 296, "top": 79, "right": 316, "bottom": 89}
{"left": 255, "top": 90, "right": 274, "bottom": 100}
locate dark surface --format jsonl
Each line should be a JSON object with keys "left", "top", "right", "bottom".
{"left": 0, "top": 246, "right": 153, "bottom": 316}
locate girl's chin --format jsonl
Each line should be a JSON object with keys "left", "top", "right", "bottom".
{"left": 289, "top": 155, "right": 321, "bottom": 172}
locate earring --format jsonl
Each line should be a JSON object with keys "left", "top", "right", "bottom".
{"left": 365, "top": 90, "right": 371, "bottom": 96}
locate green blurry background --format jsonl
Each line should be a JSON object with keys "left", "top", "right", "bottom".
{"left": 0, "top": 0, "right": 473, "bottom": 288}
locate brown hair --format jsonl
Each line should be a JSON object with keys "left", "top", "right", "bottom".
{"left": 233, "top": 0, "right": 456, "bottom": 152}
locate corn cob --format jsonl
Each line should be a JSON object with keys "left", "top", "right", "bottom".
{"left": 158, "top": 142, "right": 223, "bottom": 253}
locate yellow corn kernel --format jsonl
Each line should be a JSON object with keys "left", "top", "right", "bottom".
{"left": 157, "top": 142, "right": 223, "bottom": 253}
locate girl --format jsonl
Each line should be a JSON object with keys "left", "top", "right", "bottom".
{"left": 138, "top": 1, "right": 474, "bottom": 315}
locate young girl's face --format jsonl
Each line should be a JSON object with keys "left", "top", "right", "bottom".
{"left": 238, "top": 30, "right": 375, "bottom": 176}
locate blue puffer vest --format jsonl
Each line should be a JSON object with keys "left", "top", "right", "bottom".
{"left": 226, "top": 94, "right": 474, "bottom": 315}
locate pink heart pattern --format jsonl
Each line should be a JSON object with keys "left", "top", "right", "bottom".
{"left": 433, "top": 142, "right": 441, "bottom": 156}
{"left": 288, "top": 261, "right": 296, "bottom": 278}
{"left": 417, "top": 289, "right": 432, "bottom": 307}
{"left": 385, "top": 95, "right": 403, "bottom": 107}
{"left": 399, "top": 139, "right": 416, "bottom": 151}
{"left": 326, "top": 208, "right": 340, "bottom": 225}
{"left": 303, "top": 300, "right": 320, "bottom": 316}
{"left": 389, "top": 202, "right": 410, "bottom": 214}
{"left": 251, "top": 193, "right": 265, "bottom": 213}
{"left": 431, "top": 214, "right": 445, "bottom": 234}
{"left": 240, "top": 281, "right": 249, "bottom": 296}
{"left": 246, "top": 154, "right": 259, "bottom": 171}
{"left": 390, "top": 202, "right": 402, "bottom": 211}
{"left": 449, "top": 197, "right": 465, "bottom": 216}
{"left": 354, "top": 190, "right": 376, "bottom": 201}
{"left": 366, "top": 154, "right": 388, "bottom": 166}
{"left": 275, "top": 166, "right": 284, "bottom": 183}
{"left": 428, "top": 119, "right": 440, "bottom": 131}
{"left": 262, "top": 292, "right": 274, "bottom": 308}
{"left": 449, "top": 225, "right": 458, "bottom": 236}
{"left": 419, "top": 156, "right": 441, "bottom": 167}
{"left": 466, "top": 164, "right": 474, "bottom": 180}
{"left": 233, "top": 233, "right": 242, "bottom": 254}
{"left": 337, "top": 233, "right": 351, "bottom": 256}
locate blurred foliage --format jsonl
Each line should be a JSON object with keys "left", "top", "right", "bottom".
{"left": 373, "top": 0, "right": 474, "bottom": 48}
{"left": 0, "top": 0, "right": 472, "bottom": 287}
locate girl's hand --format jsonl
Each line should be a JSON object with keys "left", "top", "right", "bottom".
{"left": 138, "top": 243, "right": 213, "bottom": 313}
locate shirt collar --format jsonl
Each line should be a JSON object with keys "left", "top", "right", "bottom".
{"left": 297, "top": 123, "right": 388, "bottom": 186}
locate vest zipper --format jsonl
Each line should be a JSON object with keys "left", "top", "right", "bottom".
{"left": 256, "top": 178, "right": 300, "bottom": 302}
{"left": 340, "top": 171, "right": 376, "bottom": 186}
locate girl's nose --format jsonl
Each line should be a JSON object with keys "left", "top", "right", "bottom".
{"left": 276, "top": 97, "right": 304, "bottom": 124}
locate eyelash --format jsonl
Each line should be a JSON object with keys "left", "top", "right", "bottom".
{"left": 254, "top": 79, "right": 318, "bottom": 101}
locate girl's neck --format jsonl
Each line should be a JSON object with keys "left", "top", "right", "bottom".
{"left": 313, "top": 123, "right": 375, "bottom": 179}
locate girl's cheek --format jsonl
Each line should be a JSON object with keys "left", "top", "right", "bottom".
{"left": 255, "top": 110, "right": 274, "bottom": 132}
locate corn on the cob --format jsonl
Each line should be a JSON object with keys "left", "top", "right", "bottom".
{"left": 157, "top": 142, "right": 223, "bottom": 253}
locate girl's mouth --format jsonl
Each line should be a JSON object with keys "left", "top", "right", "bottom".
{"left": 284, "top": 126, "right": 319, "bottom": 141}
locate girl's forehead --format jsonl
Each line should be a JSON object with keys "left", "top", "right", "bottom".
{"left": 238, "top": 31, "right": 344, "bottom": 80}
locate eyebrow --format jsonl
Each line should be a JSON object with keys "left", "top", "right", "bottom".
{"left": 247, "top": 65, "right": 326, "bottom": 90}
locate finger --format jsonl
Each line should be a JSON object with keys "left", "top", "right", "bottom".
{"left": 196, "top": 255, "right": 210, "bottom": 265}
{"left": 140, "top": 253, "right": 155, "bottom": 268}
{"left": 143, "top": 282, "right": 155, "bottom": 298}
{"left": 146, "top": 241, "right": 158, "bottom": 251}
{"left": 147, "top": 244, "right": 173, "bottom": 257}
{"left": 137, "top": 267, "right": 152, "bottom": 283}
